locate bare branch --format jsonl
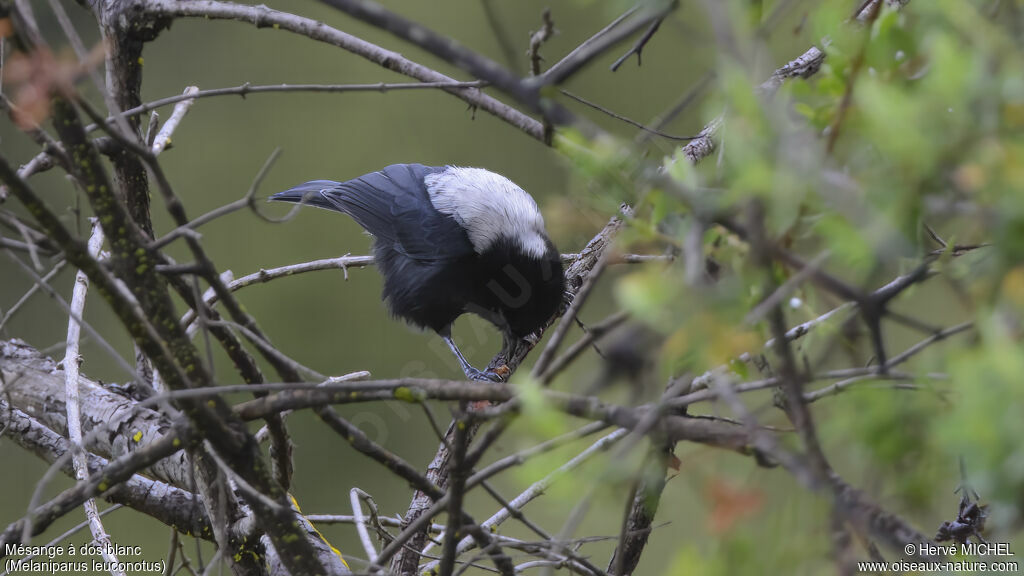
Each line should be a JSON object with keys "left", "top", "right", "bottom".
{"left": 0, "top": 426, "right": 192, "bottom": 553}
{"left": 0, "top": 259, "right": 66, "bottom": 332}
{"left": 560, "top": 90, "right": 698, "bottom": 141}
{"left": 680, "top": 114, "right": 723, "bottom": 163}
{"left": 150, "top": 86, "right": 198, "bottom": 156}
{"left": 609, "top": 15, "right": 666, "bottom": 71}
{"left": 60, "top": 220, "right": 124, "bottom": 575}
{"left": 481, "top": 0, "right": 523, "bottom": 73}
{"left": 430, "top": 426, "right": 626, "bottom": 573}
{"left": 438, "top": 414, "right": 471, "bottom": 576}
{"left": 528, "top": 9, "right": 556, "bottom": 77}
{"left": 143, "top": 0, "right": 546, "bottom": 141}
{"left": 532, "top": 244, "right": 613, "bottom": 379}
{"left": 350, "top": 488, "right": 380, "bottom": 565}
{"left": 0, "top": 402, "right": 210, "bottom": 540}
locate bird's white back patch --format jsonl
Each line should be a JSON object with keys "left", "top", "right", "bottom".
{"left": 425, "top": 167, "right": 550, "bottom": 257}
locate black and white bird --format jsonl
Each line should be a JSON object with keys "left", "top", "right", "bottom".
{"left": 270, "top": 164, "right": 565, "bottom": 382}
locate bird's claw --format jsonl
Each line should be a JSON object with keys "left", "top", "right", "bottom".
{"left": 465, "top": 366, "right": 505, "bottom": 383}
{"left": 560, "top": 290, "right": 575, "bottom": 313}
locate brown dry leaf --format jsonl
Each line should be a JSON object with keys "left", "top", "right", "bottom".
{"left": 12, "top": 83, "right": 51, "bottom": 129}
{"left": 3, "top": 51, "right": 59, "bottom": 129}
{"left": 0, "top": 18, "right": 12, "bottom": 39}
{"left": 2, "top": 42, "right": 105, "bottom": 129}
{"left": 704, "top": 478, "right": 764, "bottom": 534}
{"left": 1, "top": 51, "right": 49, "bottom": 85}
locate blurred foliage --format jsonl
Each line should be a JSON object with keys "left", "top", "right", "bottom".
{"left": 550, "top": 0, "right": 1024, "bottom": 571}
{"left": 2, "top": 0, "right": 1024, "bottom": 574}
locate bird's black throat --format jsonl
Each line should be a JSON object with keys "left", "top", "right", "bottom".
{"left": 468, "top": 236, "right": 565, "bottom": 340}
{"left": 376, "top": 235, "right": 564, "bottom": 341}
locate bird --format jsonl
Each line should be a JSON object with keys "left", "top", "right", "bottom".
{"left": 270, "top": 163, "right": 565, "bottom": 382}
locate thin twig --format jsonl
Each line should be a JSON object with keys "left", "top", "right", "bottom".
{"left": 0, "top": 260, "right": 66, "bottom": 332}
{"left": 60, "top": 219, "right": 124, "bottom": 575}
{"left": 539, "top": 6, "right": 641, "bottom": 84}
{"left": 538, "top": 311, "right": 630, "bottom": 384}
{"left": 432, "top": 427, "right": 626, "bottom": 572}
{"left": 825, "top": 6, "right": 880, "bottom": 154}
{"left": 481, "top": 0, "right": 523, "bottom": 72}
{"left": 151, "top": 86, "right": 198, "bottom": 156}
{"left": 151, "top": 147, "right": 284, "bottom": 249}
{"left": 177, "top": 255, "right": 375, "bottom": 329}
{"left": 532, "top": 249, "right": 612, "bottom": 379}
{"left": 609, "top": 14, "right": 666, "bottom": 71}
{"left": 804, "top": 322, "right": 971, "bottom": 402}
{"left": 560, "top": 90, "right": 697, "bottom": 141}
{"left": 4, "top": 250, "right": 138, "bottom": 379}
{"left": 110, "top": 81, "right": 488, "bottom": 129}
{"left": 529, "top": 9, "right": 556, "bottom": 77}
{"left": 351, "top": 488, "right": 380, "bottom": 564}
{"left": 438, "top": 412, "right": 471, "bottom": 576}
{"left": 536, "top": 4, "right": 675, "bottom": 86}
{"left": 0, "top": 506, "right": 122, "bottom": 576}
{"left": 143, "top": 0, "right": 546, "bottom": 141}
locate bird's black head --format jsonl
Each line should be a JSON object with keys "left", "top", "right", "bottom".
{"left": 472, "top": 235, "right": 565, "bottom": 340}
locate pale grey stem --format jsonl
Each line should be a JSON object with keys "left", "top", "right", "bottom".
{"left": 151, "top": 87, "right": 199, "bottom": 156}
{"left": 60, "top": 219, "right": 125, "bottom": 576}
{"left": 350, "top": 488, "right": 380, "bottom": 564}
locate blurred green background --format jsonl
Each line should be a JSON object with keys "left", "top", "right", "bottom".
{"left": 3, "top": 1, "right": 1019, "bottom": 574}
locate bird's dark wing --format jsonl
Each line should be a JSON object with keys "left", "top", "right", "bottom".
{"left": 270, "top": 164, "right": 473, "bottom": 261}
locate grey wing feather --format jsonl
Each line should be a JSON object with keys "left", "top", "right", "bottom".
{"left": 271, "top": 164, "right": 473, "bottom": 261}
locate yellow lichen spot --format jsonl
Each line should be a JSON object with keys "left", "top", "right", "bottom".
{"left": 272, "top": 23, "right": 280, "bottom": 29}
{"left": 137, "top": 57, "right": 144, "bottom": 66}
{"left": 132, "top": 430, "right": 143, "bottom": 442}
{"left": 98, "top": 482, "right": 108, "bottom": 492}
{"left": 172, "top": 437, "right": 181, "bottom": 447}
{"left": 393, "top": 386, "right": 423, "bottom": 403}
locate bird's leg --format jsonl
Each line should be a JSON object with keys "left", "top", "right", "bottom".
{"left": 443, "top": 335, "right": 504, "bottom": 382}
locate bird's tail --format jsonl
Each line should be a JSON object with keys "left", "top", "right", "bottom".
{"left": 268, "top": 180, "right": 343, "bottom": 212}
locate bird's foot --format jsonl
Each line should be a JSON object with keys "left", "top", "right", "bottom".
{"left": 464, "top": 365, "right": 505, "bottom": 383}
{"left": 522, "top": 332, "right": 542, "bottom": 347}
{"left": 559, "top": 290, "right": 575, "bottom": 314}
